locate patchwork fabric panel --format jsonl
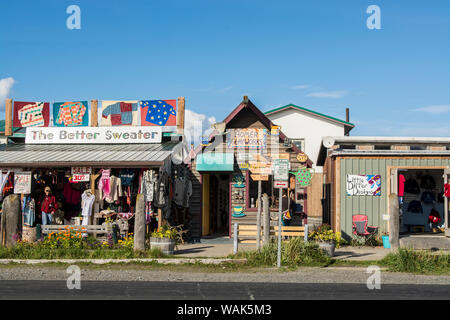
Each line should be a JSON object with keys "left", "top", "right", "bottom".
{"left": 140, "top": 100, "right": 177, "bottom": 126}
{"left": 13, "top": 101, "right": 50, "bottom": 128}
{"left": 53, "top": 101, "right": 88, "bottom": 127}
{"left": 101, "top": 100, "right": 139, "bottom": 126}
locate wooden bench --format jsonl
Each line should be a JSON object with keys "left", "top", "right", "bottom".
{"left": 40, "top": 225, "right": 108, "bottom": 237}
{"left": 234, "top": 224, "right": 308, "bottom": 244}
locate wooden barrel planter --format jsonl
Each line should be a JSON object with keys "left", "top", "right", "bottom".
{"left": 318, "top": 241, "right": 335, "bottom": 257}
{"left": 150, "top": 237, "right": 176, "bottom": 255}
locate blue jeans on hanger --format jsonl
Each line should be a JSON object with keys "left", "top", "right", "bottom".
{"left": 41, "top": 211, "right": 52, "bottom": 225}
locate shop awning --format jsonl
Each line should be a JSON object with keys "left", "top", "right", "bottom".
{"left": 196, "top": 152, "right": 234, "bottom": 171}
{"left": 0, "top": 142, "right": 184, "bottom": 167}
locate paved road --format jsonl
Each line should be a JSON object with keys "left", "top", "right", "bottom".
{"left": 1, "top": 280, "right": 448, "bottom": 300}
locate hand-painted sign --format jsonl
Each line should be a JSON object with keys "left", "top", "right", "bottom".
{"left": 25, "top": 126, "right": 162, "bottom": 144}
{"left": 346, "top": 174, "right": 381, "bottom": 196}
{"left": 53, "top": 101, "right": 88, "bottom": 127}
{"left": 13, "top": 102, "right": 50, "bottom": 128}
{"left": 227, "top": 129, "right": 267, "bottom": 150}
{"left": 14, "top": 172, "right": 32, "bottom": 194}
{"left": 274, "top": 180, "right": 288, "bottom": 189}
{"left": 72, "top": 174, "right": 90, "bottom": 182}
{"left": 251, "top": 174, "right": 269, "bottom": 181}
{"left": 296, "top": 153, "right": 308, "bottom": 163}
{"left": 290, "top": 167, "right": 313, "bottom": 187}
{"left": 71, "top": 167, "right": 92, "bottom": 175}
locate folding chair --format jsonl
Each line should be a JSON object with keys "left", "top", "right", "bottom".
{"left": 352, "top": 214, "right": 378, "bottom": 244}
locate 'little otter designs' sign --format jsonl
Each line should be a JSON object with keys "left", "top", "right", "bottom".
{"left": 346, "top": 174, "right": 381, "bottom": 196}
{"left": 25, "top": 126, "right": 162, "bottom": 144}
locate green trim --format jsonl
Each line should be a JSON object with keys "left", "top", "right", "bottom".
{"left": 264, "top": 104, "right": 355, "bottom": 127}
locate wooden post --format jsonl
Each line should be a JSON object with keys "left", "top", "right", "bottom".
{"left": 389, "top": 193, "right": 399, "bottom": 251}
{"left": 90, "top": 100, "right": 98, "bottom": 127}
{"left": 134, "top": 194, "right": 146, "bottom": 251}
{"left": 157, "top": 208, "right": 162, "bottom": 230}
{"left": 262, "top": 193, "right": 269, "bottom": 244}
{"left": 177, "top": 97, "right": 185, "bottom": 135}
{"left": 256, "top": 180, "right": 261, "bottom": 251}
{"left": 5, "top": 99, "right": 13, "bottom": 137}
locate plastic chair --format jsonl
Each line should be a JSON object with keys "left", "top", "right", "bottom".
{"left": 352, "top": 214, "right": 378, "bottom": 244}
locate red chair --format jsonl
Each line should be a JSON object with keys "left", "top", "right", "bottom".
{"left": 352, "top": 214, "right": 378, "bottom": 244}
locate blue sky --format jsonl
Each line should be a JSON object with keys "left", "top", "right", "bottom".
{"left": 1, "top": 0, "right": 449, "bottom": 140}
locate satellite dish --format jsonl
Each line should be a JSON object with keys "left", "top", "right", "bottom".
{"left": 323, "top": 136, "right": 335, "bottom": 148}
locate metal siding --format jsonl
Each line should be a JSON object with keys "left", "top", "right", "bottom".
{"left": 340, "top": 157, "right": 450, "bottom": 239}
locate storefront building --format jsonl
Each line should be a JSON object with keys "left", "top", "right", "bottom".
{"left": 0, "top": 98, "right": 192, "bottom": 244}
{"left": 192, "top": 97, "right": 313, "bottom": 238}
{"left": 317, "top": 136, "right": 450, "bottom": 248}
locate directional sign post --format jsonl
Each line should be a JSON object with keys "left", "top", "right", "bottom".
{"left": 274, "top": 159, "right": 289, "bottom": 268}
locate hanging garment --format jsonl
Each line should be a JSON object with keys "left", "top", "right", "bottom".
{"left": 398, "top": 174, "right": 405, "bottom": 197}
{"left": 154, "top": 171, "right": 168, "bottom": 208}
{"left": 420, "top": 174, "right": 436, "bottom": 189}
{"left": 182, "top": 179, "right": 192, "bottom": 208}
{"left": 404, "top": 178, "right": 420, "bottom": 194}
{"left": 420, "top": 191, "right": 435, "bottom": 204}
{"left": 22, "top": 195, "right": 35, "bottom": 227}
{"left": 81, "top": 191, "right": 95, "bottom": 219}
{"left": 173, "top": 176, "right": 186, "bottom": 206}
{"left": 0, "top": 171, "right": 10, "bottom": 201}
{"left": 117, "top": 212, "right": 134, "bottom": 220}
{"left": 105, "top": 175, "right": 122, "bottom": 203}
{"left": 444, "top": 183, "right": 450, "bottom": 197}
{"left": 407, "top": 200, "right": 423, "bottom": 213}
{"left": 98, "top": 169, "right": 111, "bottom": 200}
{"left": 119, "top": 169, "right": 135, "bottom": 187}
{"left": 63, "top": 183, "right": 81, "bottom": 205}
{"left": 142, "top": 170, "right": 155, "bottom": 203}
{"left": 428, "top": 208, "right": 441, "bottom": 224}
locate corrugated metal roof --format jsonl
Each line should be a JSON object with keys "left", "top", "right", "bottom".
{"left": 0, "top": 142, "right": 182, "bottom": 167}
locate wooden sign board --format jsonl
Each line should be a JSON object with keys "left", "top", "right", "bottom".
{"left": 270, "top": 153, "right": 290, "bottom": 160}
{"left": 14, "top": 171, "right": 32, "bottom": 194}
{"left": 251, "top": 174, "right": 269, "bottom": 181}
{"left": 72, "top": 174, "right": 90, "bottom": 182}
{"left": 249, "top": 167, "right": 273, "bottom": 175}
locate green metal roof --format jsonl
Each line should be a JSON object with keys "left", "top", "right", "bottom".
{"left": 264, "top": 104, "right": 355, "bottom": 127}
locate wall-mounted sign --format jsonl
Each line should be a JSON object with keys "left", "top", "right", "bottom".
{"left": 290, "top": 167, "right": 313, "bottom": 187}
{"left": 251, "top": 174, "right": 269, "bottom": 181}
{"left": 25, "top": 126, "right": 162, "bottom": 144}
{"left": 226, "top": 129, "right": 267, "bottom": 150}
{"left": 346, "top": 174, "right": 381, "bottom": 196}
{"left": 271, "top": 125, "right": 280, "bottom": 136}
{"left": 232, "top": 174, "right": 245, "bottom": 188}
{"left": 296, "top": 153, "right": 308, "bottom": 163}
{"left": 71, "top": 167, "right": 92, "bottom": 175}
{"left": 271, "top": 153, "right": 290, "bottom": 160}
{"left": 14, "top": 172, "right": 32, "bottom": 194}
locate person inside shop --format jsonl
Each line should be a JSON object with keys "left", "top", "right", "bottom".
{"left": 39, "top": 186, "right": 59, "bottom": 225}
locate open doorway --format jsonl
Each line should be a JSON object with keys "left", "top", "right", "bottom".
{"left": 398, "top": 169, "right": 446, "bottom": 235}
{"left": 208, "top": 174, "right": 230, "bottom": 236}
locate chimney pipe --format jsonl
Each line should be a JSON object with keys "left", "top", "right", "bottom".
{"left": 346, "top": 107, "right": 349, "bottom": 123}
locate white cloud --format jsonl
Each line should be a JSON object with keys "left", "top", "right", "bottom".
{"left": 290, "top": 84, "right": 310, "bottom": 90}
{"left": 414, "top": 105, "right": 450, "bottom": 114}
{"left": 0, "top": 77, "right": 15, "bottom": 109}
{"left": 306, "top": 90, "right": 347, "bottom": 99}
{"left": 184, "top": 109, "right": 217, "bottom": 147}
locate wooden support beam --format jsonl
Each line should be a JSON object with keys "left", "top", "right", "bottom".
{"left": 177, "top": 97, "right": 185, "bottom": 135}
{"left": 90, "top": 100, "right": 98, "bottom": 127}
{"left": 5, "top": 99, "right": 12, "bottom": 136}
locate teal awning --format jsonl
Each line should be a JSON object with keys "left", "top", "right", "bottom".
{"left": 196, "top": 152, "right": 234, "bottom": 171}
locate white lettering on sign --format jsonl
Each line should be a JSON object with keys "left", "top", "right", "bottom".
{"left": 25, "top": 127, "right": 162, "bottom": 144}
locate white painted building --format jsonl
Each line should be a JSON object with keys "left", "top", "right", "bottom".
{"left": 264, "top": 104, "right": 354, "bottom": 172}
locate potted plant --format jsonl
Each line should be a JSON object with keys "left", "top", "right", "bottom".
{"left": 309, "top": 224, "right": 341, "bottom": 257}
{"left": 150, "top": 225, "right": 179, "bottom": 255}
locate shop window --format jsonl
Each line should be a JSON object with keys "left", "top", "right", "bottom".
{"left": 374, "top": 145, "right": 391, "bottom": 150}
{"left": 291, "top": 139, "right": 305, "bottom": 151}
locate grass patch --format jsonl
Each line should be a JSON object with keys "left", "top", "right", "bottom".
{"left": 379, "top": 248, "right": 450, "bottom": 275}
{"left": 0, "top": 245, "right": 165, "bottom": 259}
{"left": 228, "top": 238, "right": 332, "bottom": 268}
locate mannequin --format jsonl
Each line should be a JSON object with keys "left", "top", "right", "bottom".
{"left": 81, "top": 189, "right": 95, "bottom": 226}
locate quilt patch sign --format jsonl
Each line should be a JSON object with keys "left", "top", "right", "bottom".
{"left": 140, "top": 100, "right": 177, "bottom": 127}
{"left": 53, "top": 101, "right": 88, "bottom": 127}
{"left": 101, "top": 101, "right": 139, "bottom": 126}
{"left": 13, "top": 101, "right": 50, "bottom": 128}
{"left": 346, "top": 174, "right": 381, "bottom": 196}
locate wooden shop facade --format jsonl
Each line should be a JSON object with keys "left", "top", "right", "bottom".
{"left": 191, "top": 97, "right": 313, "bottom": 238}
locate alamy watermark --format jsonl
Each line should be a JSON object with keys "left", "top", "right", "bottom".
{"left": 366, "top": 265, "right": 381, "bottom": 290}
{"left": 366, "top": 5, "right": 381, "bottom": 30}
{"left": 66, "top": 5, "right": 81, "bottom": 30}
{"left": 66, "top": 265, "right": 81, "bottom": 290}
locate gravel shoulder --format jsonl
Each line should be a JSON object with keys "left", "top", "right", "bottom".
{"left": 1, "top": 264, "right": 449, "bottom": 285}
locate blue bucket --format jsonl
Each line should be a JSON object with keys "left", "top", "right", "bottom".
{"left": 382, "top": 235, "right": 390, "bottom": 248}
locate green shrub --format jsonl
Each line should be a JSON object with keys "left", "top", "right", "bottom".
{"left": 380, "top": 248, "right": 450, "bottom": 274}
{"left": 232, "top": 238, "right": 331, "bottom": 267}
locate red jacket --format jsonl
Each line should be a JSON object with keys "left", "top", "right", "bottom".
{"left": 40, "top": 195, "right": 58, "bottom": 214}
